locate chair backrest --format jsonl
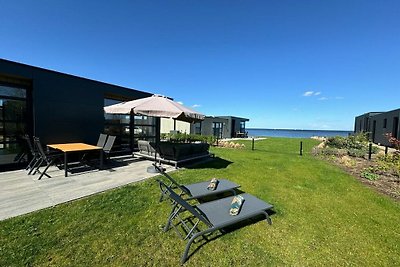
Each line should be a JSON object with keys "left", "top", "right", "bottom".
{"left": 23, "top": 134, "right": 36, "bottom": 156}
{"left": 103, "top": 135, "right": 116, "bottom": 153}
{"left": 157, "top": 179, "right": 212, "bottom": 227}
{"left": 96, "top": 133, "right": 108, "bottom": 148}
{"left": 138, "top": 140, "right": 149, "bottom": 153}
{"left": 154, "top": 164, "right": 191, "bottom": 196}
{"left": 33, "top": 137, "right": 48, "bottom": 161}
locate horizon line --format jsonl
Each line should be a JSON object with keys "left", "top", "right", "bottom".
{"left": 247, "top": 127, "right": 353, "bottom": 132}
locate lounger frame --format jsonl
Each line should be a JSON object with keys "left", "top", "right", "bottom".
{"left": 157, "top": 179, "right": 273, "bottom": 264}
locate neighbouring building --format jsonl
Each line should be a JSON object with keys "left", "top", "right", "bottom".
{"left": 191, "top": 116, "right": 249, "bottom": 139}
{"left": 161, "top": 116, "right": 250, "bottom": 139}
{"left": 354, "top": 108, "right": 400, "bottom": 146}
{"left": 0, "top": 59, "right": 157, "bottom": 170}
{"left": 160, "top": 118, "right": 191, "bottom": 134}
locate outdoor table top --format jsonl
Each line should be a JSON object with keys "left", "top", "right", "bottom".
{"left": 47, "top": 143, "right": 102, "bottom": 152}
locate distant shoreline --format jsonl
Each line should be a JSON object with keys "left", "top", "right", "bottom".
{"left": 247, "top": 128, "right": 352, "bottom": 132}
{"left": 247, "top": 128, "right": 353, "bottom": 138}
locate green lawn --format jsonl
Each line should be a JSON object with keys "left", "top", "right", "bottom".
{"left": 1, "top": 138, "right": 399, "bottom": 266}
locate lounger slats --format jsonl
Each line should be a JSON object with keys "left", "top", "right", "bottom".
{"left": 183, "top": 179, "right": 240, "bottom": 199}
{"left": 196, "top": 193, "right": 273, "bottom": 227}
{"left": 155, "top": 164, "right": 240, "bottom": 200}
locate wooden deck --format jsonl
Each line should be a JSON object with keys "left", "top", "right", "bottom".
{"left": 0, "top": 157, "right": 174, "bottom": 221}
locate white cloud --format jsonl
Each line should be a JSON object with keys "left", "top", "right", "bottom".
{"left": 335, "top": 96, "right": 344, "bottom": 100}
{"left": 303, "top": 91, "right": 314, "bottom": 96}
{"left": 303, "top": 91, "right": 322, "bottom": 97}
{"left": 318, "top": 97, "right": 328, "bottom": 101}
{"left": 177, "top": 101, "right": 184, "bottom": 105}
{"left": 192, "top": 104, "right": 201, "bottom": 108}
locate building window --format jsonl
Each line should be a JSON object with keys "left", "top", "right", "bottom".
{"left": 383, "top": 118, "right": 387, "bottom": 128}
{"left": 104, "top": 98, "right": 158, "bottom": 151}
{"left": 393, "top": 117, "right": 399, "bottom": 139}
{"left": 0, "top": 85, "right": 28, "bottom": 166}
{"left": 212, "top": 122, "right": 223, "bottom": 138}
{"left": 194, "top": 122, "right": 202, "bottom": 135}
{"left": 134, "top": 115, "right": 157, "bottom": 144}
{"left": 239, "top": 121, "right": 245, "bottom": 133}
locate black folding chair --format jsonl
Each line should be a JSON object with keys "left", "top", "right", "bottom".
{"left": 103, "top": 135, "right": 116, "bottom": 160}
{"left": 32, "top": 137, "right": 63, "bottom": 180}
{"left": 81, "top": 133, "right": 108, "bottom": 163}
{"left": 96, "top": 133, "right": 108, "bottom": 148}
{"left": 157, "top": 179, "right": 273, "bottom": 264}
{"left": 22, "top": 135, "right": 41, "bottom": 174}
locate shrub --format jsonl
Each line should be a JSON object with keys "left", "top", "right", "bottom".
{"left": 377, "top": 152, "right": 400, "bottom": 177}
{"left": 347, "top": 148, "right": 366, "bottom": 158}
{"left": 321, "top": 147, "right": 339, "bottom": 156}
{"left": 161, "top": 132, "right": 216, "bottom": 144}
{"left": 361, "top": 167, "right": 380, "bottom": 180}
{"left": 385, "top": 133, "right": 400, "bottom": 150}
{"left": 325, "top": 133, "right": 377, "bottom": 158}
{"left": 326, "top": 136, "right": 347, "bottom": 149}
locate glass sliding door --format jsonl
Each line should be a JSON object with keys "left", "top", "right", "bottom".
{"left": 104, "top": 97, "right": 158, "bottom": 152}
{"left": 0, "top": 85, "right": 28, "bottom": 166}
{"left": 134, "top": 115, "right": 157, "bottom": 146}
{"left": 212, "top": 122, "right": 223, "bottom": 139}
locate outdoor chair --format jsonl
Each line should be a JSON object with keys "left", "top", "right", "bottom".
{"left": 32, "top": 137, "right": 63, "bottom": 180}
{"left": 157, "top": 179, "right": 273, "bottom": 264}
{"left": 103, "top": 135, "right": 116, "bottom": 160}
{"left": 81, "top": 133, "right": 108, "bottom": 163}
{"left": 22, "top": 135, "right": 41, "bottom": 174}
{"left": 96, "top": 133, "right": 108, "bottom": 148}
{"left": 154, "top": 164, "right": 240, "bottom": 202}
{"left": 13, "top": 135, "right": 29, "bottom": 164}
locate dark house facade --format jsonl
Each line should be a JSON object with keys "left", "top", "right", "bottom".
{"left": 191, "top": 116, "right": 249, "bottom": 139}
{"left": 354, "top": 109, "right": 400, "bottom": 146}
{"left": 0, "top": 59, "right": 155, "bottom": 169}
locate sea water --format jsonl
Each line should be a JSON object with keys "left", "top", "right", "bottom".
{"left": 247, "top": 128, "right": 353, "bottom": 138}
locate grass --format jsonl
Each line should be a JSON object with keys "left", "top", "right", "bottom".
{"left": 1, "top": 138, "right": 399, "bottom": 266}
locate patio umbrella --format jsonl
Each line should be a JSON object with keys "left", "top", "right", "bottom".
{"left": 104, "top": 94, "right": 205, "bottom": 172}
{"left": 104, "top": 94, "right": 204, "bottom": 123}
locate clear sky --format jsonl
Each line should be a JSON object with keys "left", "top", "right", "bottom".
{"left": 1, "top": 0, "right": 400, "bottom": 130}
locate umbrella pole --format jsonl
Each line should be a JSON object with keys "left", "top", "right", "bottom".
{"left": 147, "top": 118, "right": 162, "bottom": 173}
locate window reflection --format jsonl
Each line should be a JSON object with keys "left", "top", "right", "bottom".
{"left": 0, "top": 84, "right": 28, "bottom": 166}
{"left": 104, "top": 98, "right": 158, "bottom": 151}
{"left": 212, "top": 122, "right": 223, "bottom": 138}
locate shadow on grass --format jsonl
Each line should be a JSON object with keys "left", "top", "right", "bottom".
{"left": 184, "top": 157, "right": 233, "bottom": 170}
{"left": 175, "top": 211, "right": 275, "bottom": 262}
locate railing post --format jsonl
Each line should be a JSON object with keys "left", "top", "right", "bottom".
{"left": 252, "top": 138, "right": 255, "bottom": 150}
{"left": 368, "top": 143, "right": 372, "bottom": 160}
{"left": 300, "top": 141, "right": 303, "bottom": 156}
{"left": 385, "top": 146, "right": 388, "bottom": 155}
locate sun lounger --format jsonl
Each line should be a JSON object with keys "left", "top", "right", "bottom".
{"left": 157, "top": 179, "right": 273, "bottom": 264}
{"left": 154, "top": 164, "right": 240, "bottom": 201}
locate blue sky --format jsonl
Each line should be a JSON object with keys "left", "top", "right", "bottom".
{"left": 1, "top": 0, "right": 400, "bottom": 130}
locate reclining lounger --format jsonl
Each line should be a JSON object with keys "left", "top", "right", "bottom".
{"left": 155, "top": 164, "right": 240, "bottom": 201}
{"left": 158, "top": 180, "right": 273, "bottom": 264}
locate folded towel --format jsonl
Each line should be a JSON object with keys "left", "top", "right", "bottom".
{"left": 230, "top": 195, "right": 245, "bottom": 216}
{"left": 207, "top": 178, "right": 219, "bottom": 191}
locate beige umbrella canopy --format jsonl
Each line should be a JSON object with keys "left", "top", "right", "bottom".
{"left": 104, "top": 94, "right": 204, "bottom": 123}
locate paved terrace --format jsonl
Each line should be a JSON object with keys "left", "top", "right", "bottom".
{"left": 0, "top": 157, "right": 174, "bottom": 221}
